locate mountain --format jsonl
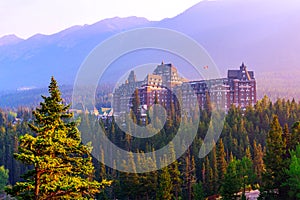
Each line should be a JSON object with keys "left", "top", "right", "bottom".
{"left": 0, "top": 34, "right": 24, "bottom": 46}
{"left": 157, "top": 0, "right": 300, "bottom": 73}
{"left": 0, "top": 0, "right": 300, "bottom": 100}
{"left": 0, "top": 16, "right": 150, "bottom": 90}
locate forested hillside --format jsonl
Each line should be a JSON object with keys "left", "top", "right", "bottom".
{"left": 0, "top": 84, "right": 113, "bottom": 108}
{"left": 256, "top": 70, "right": 300, "bottom": 101}
{"left": 1, "top": 95, "right": 300, "bottom": 199}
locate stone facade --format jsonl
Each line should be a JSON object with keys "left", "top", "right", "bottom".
{"left": 113, "top": 62, "right": 256, "bottom": 115}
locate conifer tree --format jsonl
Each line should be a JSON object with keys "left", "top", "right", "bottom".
{"left": 99, "top": 147, "right": 107, "bottom": 181}
{"left": 168, "top": 142, "right": 182, "bottom": 199}
{"left": 131, "top": 88, "right": 140, "bottom": 124}
{"left": 220, "top": 158, "right": 241, "bottom": 200}
{"left": 210, "top": 146, "right": 218, "bottom": 193}
{"left": 193, "top": 182, "right": 205, "bottom": 200}
{"left": 208, "top": 167, "right": 214, "bottom": 195}
{"left": 245, "top": 146, "right": 252, "bottom": 160}
{"left": 6, "top": 77, "right": 110, "bottom": 199}
{"left": 284, "top": 144, "right": 300, "bottom": 199}
{"left": 238, "top": 157, "right": 255, "bottom": 197}
{"left": 183, "top": 150, "right": 196, "bottom": 200}
{"left": 119, "top": 152, "right": 139, "bottom": 199}
{"left": 229, "top": 152, "right": 234, "bottom": 162}
{"left": 157, "top": 167, "right": 173, "bottom": 200}
{"left": 203, "top": 156, "right": 212, "bottom": 195}
{"left": 136, "top": 151, "right": 158, "bottom": 199}
{"left": 282, "top": 123, "right": 290, "bottom": 146}
{"left": 253, "top": 140, "right": 264, "bottom": 185}
{"left": 291, "top": 122, "right": 300, "bottom": 150}
{"left": 217, "top": 139, "right": 227, "bottom": 186}
{"left": 262, "top": 115, "right": 286, "bottom": 198}
{"left": 282, "top": 123, "right": 291, "bottom": 159}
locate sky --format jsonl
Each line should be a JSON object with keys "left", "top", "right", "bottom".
{"left": 0, "top": 0, "right": 202, "bottom": 39}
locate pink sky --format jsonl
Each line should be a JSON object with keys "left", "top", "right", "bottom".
{"left": 0, "top": 0, "right": 201, "bottom": 39}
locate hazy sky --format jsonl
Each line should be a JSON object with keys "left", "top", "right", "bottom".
{"left": 0, "top": 0, "right": 202, "bottom": 39}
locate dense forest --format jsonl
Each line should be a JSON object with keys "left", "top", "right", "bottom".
{"left": 0, "top": 84, "right": 113, "bottom": 109}
{"left": 256, "top": 70, "right": 300, "bottom": 102}
{"left": 0, "top": 89, "right": 300, "bottom": 199}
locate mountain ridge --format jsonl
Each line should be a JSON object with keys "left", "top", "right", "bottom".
{"left": 0, "top": 34, "right": 24, "bottom": 46}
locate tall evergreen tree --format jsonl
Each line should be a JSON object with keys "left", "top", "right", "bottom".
{"left": 193, "top": 182, "right": 205, "bottom": 200}
{"left": 238, "top": 157, "right": 255, "bottom": 197}
{"left": 131, "top": 88, "right": 141, "bottom": 124}
{"left": 261, "top": 115, "right": 286, "bottom": 198}
{"left": 119, "top": 152, "right": 139, "bottom": 199}
{"left": 203, "top": 156, "right": 213, "bottom": 195}
{"left": 210, "top": 146, "right": 218, "bottom": 193}
{"left": 6, "top": 77, "right": 110, "bottom": 199}
{"left": 168, "top": 142, "right": 182, "bottom": 199}
{"left": 253, "top": 140, "right": 264, "bottom": 185}
{"left": 282, "top": 123, "right": 291, "bottom": 159}
{"left": 220, "top": 158, "right": 241, "bottom": 200}
{"left": 284, "top": 144, "right": 300, "bottom": 199}
{"left": 157, "top": 167, "right": 173, "bottom": 200}
{"left": 245, "top": 146, "right": 252, "bottom": 160}
{"left": 291, "top": 122, "right": 300, "bottom": 150}
{"left": 183, "top": 150, "right": 196, "bottom": 200}
{"left": 217, "top": 139, "right": 227, "bottom": 187}
{"left": 136, "top": 151, "right": 158, "bottom": 199}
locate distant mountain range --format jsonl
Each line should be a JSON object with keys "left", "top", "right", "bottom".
{"left": 0, "top": 35, "right": 24, "bottom": 46}
{"left": 0, "top": 0, "right": 300, "bottom": 100}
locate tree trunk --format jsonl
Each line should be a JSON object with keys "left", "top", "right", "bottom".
{"left": 188, "top": 181, "right": 192, "bottom": 200}
{"left": 34, "top": 168, "right": 40, "bottom": 200}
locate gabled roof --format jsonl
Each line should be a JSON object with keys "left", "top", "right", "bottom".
{"left": 227, "top": 63, "right": 254, "bottom": 80}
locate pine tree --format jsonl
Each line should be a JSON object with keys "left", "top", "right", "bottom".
{"left": 167, "top": 142, "right": 182, "bottom": 199}
{"left": 217, "top": 139, "right": 227, "bottom": 187}
{"left": 183, "top": 150, "right": 196, "bottom": 200}
{"left": 245, "top": 146, "right": 252, "bottom": 160}
{"left": 253, "top": 140, "right": 264, "bottom": 185}
{"left": 282, "top": 123, "right": 291, "bottom": 159}
{"left": 157, "top": 167, "right": 173, "bottom": 200}
{"left": 99, "top": 147, "right": 107, "bottom": 181}
{"left": 136, "top": 151, "right": 158, "bottom": 199}
{"left": 6, "top": 77, "right": 110, "bottom": 199}
{"left": 119, "top": 152, "right": 139, "bottom": 199}
{"left": 208, "top": 167, "right": 214, "bottom": 195}
{"left": 203, "top": 156, "right": 212, "bottom": 195}
{"left": 210, "top": 146, "right": 218, "bottom": 193}
{"left": 220, "top": 158, "right": 241, "bottom": 200}
{"left": 284, "top": 144, "right": 300, "bottom": 199}
{"left": 238, "top": 157, "right": 255, "bottom": 197}
{"left": 262, "top": 115, "right": 286, "bottom": 198}
{"left": 131, "top": 88, "right": 140, "bottom": 124}
{"left": 193, "top": 182, "right": 205, "bottom": 200}
{"left": 229, "top": 152, "right": 234, "bottom": 162}
{"left": 291, "top": 122, "right": 300, "bottom": 150}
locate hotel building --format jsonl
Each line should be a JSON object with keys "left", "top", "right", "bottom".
{"left": 113, "top": 62, "right": 256, "bottom": 115}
